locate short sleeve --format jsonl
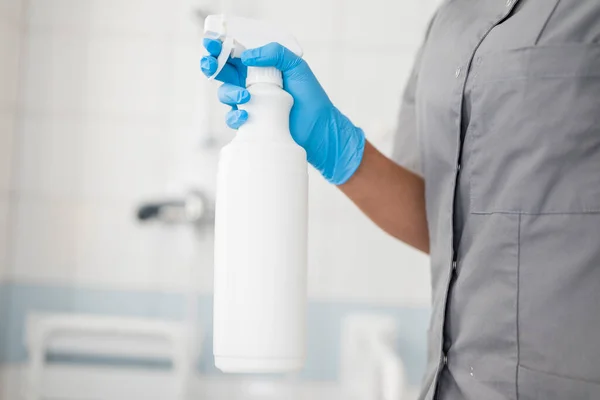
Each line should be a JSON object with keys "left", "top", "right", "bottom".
{"left": 391, "top": 14, "right": 438, "bottom": 177}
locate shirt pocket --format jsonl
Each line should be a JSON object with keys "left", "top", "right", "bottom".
{"left": 467, "top": 44, "right": 600, "bottom": 215}
{"left": 518, "top": 213, "right": 600, "bottom": 386}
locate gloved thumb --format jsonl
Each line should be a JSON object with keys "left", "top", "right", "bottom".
{"left": 241, "top": 42, "right": 303, "bottom": 72}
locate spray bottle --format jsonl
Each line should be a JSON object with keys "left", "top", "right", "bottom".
{"left": 204, "top": 15, "right": 308, "bottom": 373}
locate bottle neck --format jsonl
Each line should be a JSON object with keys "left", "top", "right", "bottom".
{"left": 236, "top": 82, "right": 294, "bottom": 143}
{"left": 246, "top": 67, "right": 283, "bottom": 88}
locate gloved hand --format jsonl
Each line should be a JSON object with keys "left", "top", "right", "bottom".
{"left": 201, "top": 39, "right": 365, "bottom": 185}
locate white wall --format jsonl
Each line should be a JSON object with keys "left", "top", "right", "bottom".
{"left": 0, "top": 0, "right": 24, "bottom": 281}
{"left": 6, "top": 0, "right": 436, "bottom": 306}
{"left": 7, "top": 0, "right": 218, "bottom": 290}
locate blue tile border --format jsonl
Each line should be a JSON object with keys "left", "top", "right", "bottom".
{"left": 0, "top": 282, "right": 430, "bottom": 385}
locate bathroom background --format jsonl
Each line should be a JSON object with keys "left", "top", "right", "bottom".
{"left": 0, "top": 0, "right": 441, "bottom": 398}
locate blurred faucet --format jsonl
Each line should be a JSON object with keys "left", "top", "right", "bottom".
{"left": 136, "top": 190, "right": 214, "bottom": 228}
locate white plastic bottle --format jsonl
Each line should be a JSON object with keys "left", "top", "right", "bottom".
{"left": 205, "top": 15, "right": 308, "bottom": 373}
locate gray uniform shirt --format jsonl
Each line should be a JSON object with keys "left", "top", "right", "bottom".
{"left": 392, "top": 1, "right": 600, "bottom": 399}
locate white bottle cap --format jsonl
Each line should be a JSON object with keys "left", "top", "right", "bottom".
{"left": 204, "top": 15, "right": 303, "bottom": 88}
{"left": 246, "top": 67, "right": 283, "bottom": 88}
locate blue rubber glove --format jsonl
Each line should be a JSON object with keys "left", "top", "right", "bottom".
{"left": 201, "top": 38, "right": 365, "bottom": 185}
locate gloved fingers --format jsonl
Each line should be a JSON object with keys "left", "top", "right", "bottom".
{"left": 200, "top": 55, "right": 219, "bottom": 76}
{"left": 218, "top": 83, "right": 251, "bottom": 106}
{"left": 203, "top": 38, "right": 222, "bottom": 57}
{"left": 200, "top": 56, "right": 245, "bottom": 86}
{"left": 203, "top": 38, "right": 245, "bottom": 69}
{"left": 226, "top": 109, "right": 248, "bottom": 130}
{"left": 241, "top": 42, "right": 303, "bottom": 72}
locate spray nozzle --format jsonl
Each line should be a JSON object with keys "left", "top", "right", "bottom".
{"left": 204, "top": 15, "right": 303, "bottom": 88}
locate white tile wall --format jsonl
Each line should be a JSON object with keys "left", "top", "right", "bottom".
{"left": 88, "top": 0, "right": 176, "bottom": 36}
{"left": 8, "top": 194, "right": 214, "bottom": 291}
{"left": 20, "top": 33, "right": 89, "bottom": 115}
{"left": 0, "top": 23, "right": 21, "bottom": 110}
{"left": 171, "top": 0, "right": 220, "bottom": 40}
{"left": 166, "top": 40, "right": 233, "bottom": 149}
{"left": 0, "top": 0, "right": 22, "bottom": 281}
{"left": 26, "top": 0, "right": 93, "bottom": 32}
{"left": 168, "top": 42, "right": 206, "bottom": 118}
{"left": 335, "top": 51, "right": 414, "bottom": 151}
{"left": 79, "top": 118, "right": 172, "bottom": 201}
{"left": 307, "top": 168, "right": 357, "bottom": 223}
{"left": 302, "top": 47, "right": 338, "bottom": 98}
{"left": 0, "top": 194, "right": 8, "bottom": 278}
{"left": 0, "top": 113, "right": 15, "bottom": 193}
{"left": 14, "top": 114, "right": 203, "bottom": 202}
{"left": 84, "top": 36, "right": 170, "bottom": 117}
{"left": 307, "top": 187, "right": 430, "bottom": 304}
{"left": 257, "top": 0, "right": 341, "bottom": 46}
{"left": 9, "top": 197, "right": 80, "bottom": 282}
{"left": 73, "top": 201, "right": 204, "bottom": 290}
{"left": 342, "top": 0, "right": 437, "bottom": 51}
{"left": 14, "top": 116, "right": 84, "bottom": 198}
{"left": 22, "top": 33, "right": 171, "bottom": 117}
{"left": 27, "top": 0, "right": 177, "bottom": 36}
{"left": 0, "top": 0, "right": 23, "bottom": 26}
{"left": 329, "top": 217, "right": 430, "bottom": 305}
{"left": 7, "top": 0, "right": 436, "bottom": 306}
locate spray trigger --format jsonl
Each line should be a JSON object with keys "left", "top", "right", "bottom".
{"left": 209, "top": 37, "right": 236, "bottom": 81}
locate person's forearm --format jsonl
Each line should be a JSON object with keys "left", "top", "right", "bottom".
{"left": 339, "top": 141, "right": 430, "bottom": 253}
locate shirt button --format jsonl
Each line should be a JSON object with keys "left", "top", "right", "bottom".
{"left": 442, "top": 353, "right": 448, "bottom": 366}
{"left": 452, "top": 261, "right": 457, "bottom": 271}
{"left": 455, "top": 67, "right": 462, "bottom": 78}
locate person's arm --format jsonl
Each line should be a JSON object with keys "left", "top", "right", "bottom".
{"left": 340, "top": 141, "right": 429, "bottom": 253}
{"left": 344, "top": 12, "right": 434, "bottom": 254}
{"left": 201, "top": 41, "right": 429, "bottom": 253}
